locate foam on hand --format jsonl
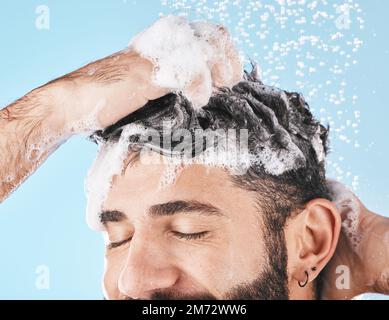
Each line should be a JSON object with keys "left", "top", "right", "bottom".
{"left": 129, "top": 15, "right": 243, "bottom": 108}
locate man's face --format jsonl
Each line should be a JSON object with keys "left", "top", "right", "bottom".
{"left": 101, "top": 153, "right": 289, "bottom": 300}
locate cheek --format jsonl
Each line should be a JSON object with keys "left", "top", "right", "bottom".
{"left": 172, "top": 245, "right": 234, "bottom": 295}
{"left": 171, "top": 236, "right": 262, "bottom": 294}
{"left": 103, "top": 253, "right": 126, "bottom": 299}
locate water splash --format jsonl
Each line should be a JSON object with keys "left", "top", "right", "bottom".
{"left": 159, "top": 0, "right": 364, "bottom": 189}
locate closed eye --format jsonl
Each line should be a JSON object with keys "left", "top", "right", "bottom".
{"left": 172, "top": 231, "right": 209, "bottom": 240}
{"left": 107, "top": 231, "right": 209, "bottom": 250}
{"left": 107, "top": 237, "right": 132, "bottom": 250}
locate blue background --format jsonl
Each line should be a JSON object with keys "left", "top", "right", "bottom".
{"left": 0, "top": 0, "right": 387, "bottom": 299}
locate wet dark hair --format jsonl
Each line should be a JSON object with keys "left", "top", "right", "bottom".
{"left": 91, "top": 69, "right": 330, "bottom": 299}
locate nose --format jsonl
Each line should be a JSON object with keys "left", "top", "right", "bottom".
{"left": 118, "top": 232, "right": 180, "bottom": 299}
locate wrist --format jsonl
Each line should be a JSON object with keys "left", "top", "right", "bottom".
{"left": 42, "top": 80, "right": 80, "bottom": 137}
{"left": 47, "top": 78, "right": 106, "bottom": 136}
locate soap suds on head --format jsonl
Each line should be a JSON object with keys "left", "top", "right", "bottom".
{"left": 87, "top": 70, "right": 329, "bottom": 231}
{"left": 327, "top": 180, "right": 362, "bottom": 253}
{"left": 155, "top": 140, "right": 252, "bottom": 188}
{"left": 158, "top": 158, "right": 184, "bottom": 189}
{"left": 127, "top": 125, "right": 252, "bottom": 189}
{"left": 311, "top": 126, "right": 326, "bottom": 163}
{"left": 85, "top": 124, "right": 149, "bottom": 231}
{"left": 129, "top": 15, "right": 242, "bottom": 108}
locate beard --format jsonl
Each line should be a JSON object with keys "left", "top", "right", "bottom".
{"left": 147, "top": 265, "right": 289, "bottom": 300}
{"left": 134, "top": 228, "right": 289, "bottom": 300}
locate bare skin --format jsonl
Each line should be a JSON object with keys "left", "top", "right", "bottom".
{"left": 0, "top": 23, "right": 387, "bottom": 299}
{"left": 321, "top": 185, "right": 389, "bottom": 299}
{"left": 0, "top": 50, "right": 162, "bottom": 202}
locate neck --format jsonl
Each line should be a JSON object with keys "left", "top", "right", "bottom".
{"left": 289, "top": 282, "right": 316, "bottom": 300}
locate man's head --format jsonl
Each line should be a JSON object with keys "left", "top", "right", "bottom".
{"left": 88, "top": 70, "right": 341, "bottom": 300}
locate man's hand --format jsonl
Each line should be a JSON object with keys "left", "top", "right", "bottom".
{"left": 0, "top": 17, "right": 242, "bottom": 202}
{"left": 321, "top": 181, "right": 389, "bottom": 299}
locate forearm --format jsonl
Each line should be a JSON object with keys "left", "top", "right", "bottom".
{"left": 54, "top": 50, "right": 163, "bottom": 130}
{"left": 0, "top": 50, "right": 162, "bottom": 203}
{"left": 0, "top": 82, "right": 70, "bottom": 202}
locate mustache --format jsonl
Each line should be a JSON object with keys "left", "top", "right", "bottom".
{"left": 152, "top": 291, "right": 217, "bottom": 300}
{"left": 122, "top": 289, "right": 217, "bottom": 300}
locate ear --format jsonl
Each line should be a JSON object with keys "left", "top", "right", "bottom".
{"left": 287, "top": 199, "right": 341, "bottom": 286}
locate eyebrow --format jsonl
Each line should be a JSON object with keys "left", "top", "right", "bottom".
{"left": 99, "top": 200, "right": 224, "bottom": 224}
{"left": 100, "top": 210, "right": 126, "bottom": 224}
{"left": 149, "top": 200, "right": 223, "bottom": 217}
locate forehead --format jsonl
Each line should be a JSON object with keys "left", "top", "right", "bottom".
{"left": 103, "top": 152, "right": 259, "bottom": 218}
